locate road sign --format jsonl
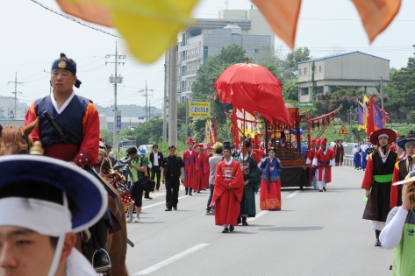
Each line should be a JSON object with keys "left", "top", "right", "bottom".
{"left": 8, "top": 110, "right": 14, "bottom": 120}
{"left": 338, "top": 125, "right": 348, "bottom": 135}
{"left": 116, "top": 111, "right": 121, "bottom": 135}
{"left": 188, "top": 101, "right": 210, "bottom": 117}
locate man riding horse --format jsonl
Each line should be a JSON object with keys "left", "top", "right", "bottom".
{"left": 24, "top": 53, "right": 111, "bottom": 271}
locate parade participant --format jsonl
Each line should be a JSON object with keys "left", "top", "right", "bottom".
{"left": 353, "top": 144, "right": 361, "bottom": 170}
{"left": 149, "top": 144, "right": 164, "bottom": 192}
{"left": 25, "top": 53, "right": 99, "bottom": 167}
{"left": 235, "top": 138, "right": 261, "bottom": 225}
{"left": 379, "top": 171, "right": 415, "bottom": 276}
{"left": 202, "top": 146, "right": 211, "bottom": 190}
{"left": 105, "top": 143, "right": 116, "bottom": 167}
{"left": 183, "top": 138, "right": 198, "bottom": 195}
{"left": 333, "top": 140, "right": 344, "bottom": 166}
{"left": 0, "top": 155, "right": 107, "bottom": 276}
{"left": 127, "top": 147, "right": 149, "bottom": 223}
{"left": 391, "top": 131, "right": 415, "bottom": 209}
{"left": 193, "top": 144, "right": 204, "bottom": 193}
{"left": 161, "top": 145, "right": 184, "bottom": 211}
{"left": 361, "top": 128, "right": 397, "bottom": 246}
{"left": 259, "top": 147, "right": 283, "bottom": 210}
{"left": 23, "top": 53, "right": 111, "bottom": 271}
{"left": 306, "top": 138, "right": 319, "bottom": 189}
{"left": 206, "top": 144, "right": 223, "bottom": 215}
{"left": 360, "top": 141, "right": 368, "bottom": 171}
{"left": 210, "top": 142, "right": 244, "bottom": 233}
{"left": 396, "top": 136, "right": 407, "bottom": 161}
{"left": 312, "top": 137, "right": 335, "bottom": 192}
{"left": 278, "top": 132, "right": 290, "bottom": 148}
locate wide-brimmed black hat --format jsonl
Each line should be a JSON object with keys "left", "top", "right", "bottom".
{"left": 223, "top": 141, "right": 231, "bottom": 151}
{"left": 398, "top": 130, "right": 415, "bottom": 149}
{"left": 369, "top": 129, "right": 397, "bottom": 145}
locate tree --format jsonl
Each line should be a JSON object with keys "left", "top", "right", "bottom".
{"left": 281, "top": 47, "right": 311, "bottom": 79}
{"left": 191, "top": 44, "right": 246, "bottom": 141}
{"left": 119, "top": 117, "right": 163, "bottom": 146}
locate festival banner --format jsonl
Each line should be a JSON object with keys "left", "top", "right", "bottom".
{"left": 188, "top": 101, "right": 210, "bottom": 117}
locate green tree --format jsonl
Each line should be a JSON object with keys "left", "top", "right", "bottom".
{"left": 120, "top": 117, "right": 163, "bottom": 146}
{"left": 191, "top": 44, "right": 246, "bottom": 141}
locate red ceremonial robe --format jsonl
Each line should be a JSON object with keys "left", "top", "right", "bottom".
{"left": 211, "top": 159, "right": 244, "bottom": 226}
{"left": 202, "top": 153, "right": 210, "bottom": 189}
{"left": 307, "top": 148, "right": 316, "bottom": 181}
{"left": 390, "top": 154, "right": 408, "bottom": 208}
{"left": 183, "top": 150, "right": 198, "bottom": 188}
{"left": 314, "top": 148, "right": 335, "bottom": 183}
{"left": 193, "top": 153, "right": 204, "bottom": 191}
{"left": 250, "top": 150, "right": 262, "bottom": 164}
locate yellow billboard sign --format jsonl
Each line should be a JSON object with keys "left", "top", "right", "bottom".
{"left": 188, "top": 101, "right": 210, "bottom": 117}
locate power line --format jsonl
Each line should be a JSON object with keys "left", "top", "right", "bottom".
{"left": 29, "top": 0, "right": 119, "bottom": 38}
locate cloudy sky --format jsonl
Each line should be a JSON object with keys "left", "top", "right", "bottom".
{"left": 1, "top": 0, "right": 414, "bottom": 112}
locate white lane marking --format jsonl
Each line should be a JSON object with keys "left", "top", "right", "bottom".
{"left": 134, "top": 243, "right": 209, "bottom": 275}
{"left": 286, "top": 190, "right": 301, "bottom": 199}
{"left": 247, "top": 210, "right": 268, "bottom": 222}
{"left": 142, "top": 195, "right": 188, "bottom": 210}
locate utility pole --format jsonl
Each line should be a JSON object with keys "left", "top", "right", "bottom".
{"left": 349, "top": 110, "right": 353, "bottom": 143}
{"left": 8, "top": 72, "right": 23, "bottom": 120}
{"left": 148, "top": 100, "right": 156, "bottom": 119}
{"left": 163, "top": 53, "right": 169, "bottom": 142}
{"left": 106, "top": 42, "right": 126, "bottom": 151}
{"left": 139, "top": 81, "right": 153, "bottom": 121}
{"left": 168, "top": 44, "right": 178, "bottom": 146}
{"left": 380, "top": 76, "right": 384, "bottom": 110}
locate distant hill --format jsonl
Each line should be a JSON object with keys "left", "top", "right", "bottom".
{"left": 96, "top": 104, "right": 162, "bottom": 117}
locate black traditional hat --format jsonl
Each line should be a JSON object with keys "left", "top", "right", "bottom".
{"left": 244, "top": 138, "right": 251, "bottom": 148}
{"left": 398, "top": 130, "right": 415, "bottom": 149}
{"left": 369, "top": 129, "right": 397, "bottom": 145}
{"left": 223, "top": 141, "right": 231, "bottom": 151}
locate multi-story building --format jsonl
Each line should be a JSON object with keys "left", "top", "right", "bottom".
{"left": 0, "top": 96, "right": 28, "bottom": 120}
{"left": 176, "top": 7, "right": 274, "bottom": 102}
{"left": 298, "top": 51, "right": 390, "bottom": 104}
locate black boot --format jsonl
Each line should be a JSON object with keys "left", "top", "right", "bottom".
{"left": 375, "top": 230, "right": 381, "bottom": 246}
{"left": 92, "top": 220, "right": 111, "bottom": 272}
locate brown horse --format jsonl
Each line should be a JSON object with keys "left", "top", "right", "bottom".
{"left": 0, "top": 122, "right": 128, "bottom": 276}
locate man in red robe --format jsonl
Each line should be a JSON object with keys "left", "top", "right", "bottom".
{"left": 306, "top": 138, "right": 318, "bottom": 189}
{"left": 182, "top": 138, "right": 198, "bottom": 195}
{"left": 211, "top": 142, "right": 244, "bottom": 233}
{"left": 202, "top": 147, "right": 211, "bottom": 190}
{"left": 312, "top": 137, "right": 335, "bottom": 192}
{"left": 193, "top": 144, "right": 204, "bottom": 193}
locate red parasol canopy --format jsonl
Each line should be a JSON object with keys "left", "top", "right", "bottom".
{"left": 213, "top": 62, "right": 293, "bottom": 125}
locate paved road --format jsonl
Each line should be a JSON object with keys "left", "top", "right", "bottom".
{"left": 125, "top": 167, "right": 393, "bottom": 276}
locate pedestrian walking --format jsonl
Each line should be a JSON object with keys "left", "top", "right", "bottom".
{"left": 161, "top": 145, "right": 184, "bottom": 211}
{"left": 210, "top": 142, "right": 244, "bottom": 233}
{"left": 380, "top": 171, "right": 415, "bottom": 276}
{"left": 193, "top": 143, "right": 204, "bottom": 193}
{"left": 149, "top": 144, "right": 163, "bottom": 192}
{"left": 127, "top": 147, "right": 149, "bottom": 223}
{"left": 183, "top": 138, "right": 198, "bottom": 195}
{"left": 260, "top": 147, "right": 283, "bottom": 210}
{"left": 353, "top": 144, "right": 362, "bottom": 169}
{"left": 312, "top": 137, "right": 335, "bottom": 192}
{"left": 306, "top": 138, "right": 319, "bottom": 189}
{"left": 361, "top": 128, "right": 397, "bottom": 246}
{"left": 206, "top": 144, "right": 223, "bottom": 215}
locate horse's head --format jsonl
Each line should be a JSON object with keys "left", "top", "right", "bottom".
{"left": 0, "top": 119, "right": 38, "bottom": 155}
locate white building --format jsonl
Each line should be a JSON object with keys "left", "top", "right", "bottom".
{"left": 176, "top": 7, "right": 274, "bottom": 102}
{"left": 298, "top": 51, "right": 390, "bottom": 104}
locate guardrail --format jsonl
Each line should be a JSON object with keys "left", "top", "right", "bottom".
{"left": 343, "top": 154, "right": 354, "bottom": 167}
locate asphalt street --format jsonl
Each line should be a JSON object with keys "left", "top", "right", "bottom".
{"left": 125, "top": 167, "right": 393, "bottom": 276}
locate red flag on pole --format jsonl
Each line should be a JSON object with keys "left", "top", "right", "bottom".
{"left": 366, "top": 95, "right": 375, "bottom": 137}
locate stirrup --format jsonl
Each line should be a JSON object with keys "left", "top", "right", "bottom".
{"left": 92, "top": 249, "right": 112, "bottom": 272}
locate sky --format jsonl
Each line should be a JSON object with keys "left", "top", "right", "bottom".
{"left": 1, "top": 0, "right": 414, "bottom": 113}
